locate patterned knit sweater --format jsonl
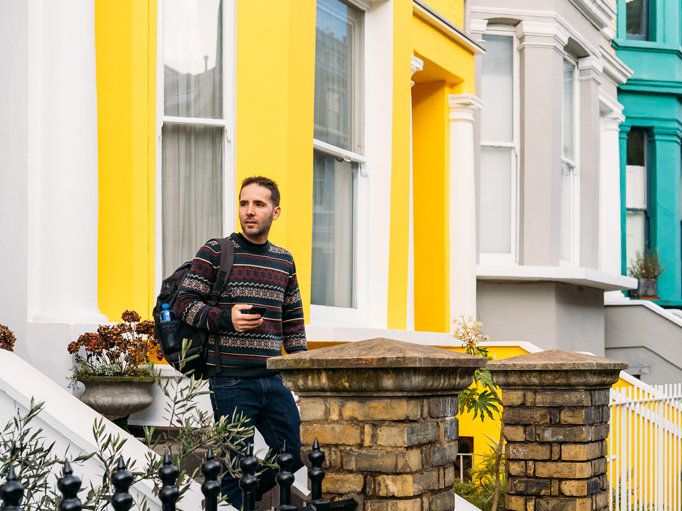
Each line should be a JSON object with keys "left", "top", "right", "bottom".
{"left": 175, "top": 233, "right": 307, "bottom": 377}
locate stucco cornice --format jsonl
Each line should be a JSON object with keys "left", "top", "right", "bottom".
{"left": 620, "top": 78, "right": 682, "bottom": 96}
{"left": 472, "top": 6, "right": 600, "bottom": 57}
{"left": 600, "top": 47, "right": 633, "bottom": 85}
{"left": 515, "top": 20, "right": 570, "bottom": 50}
{"left": 568, "top": 0, "right": 616, "bottom": 31}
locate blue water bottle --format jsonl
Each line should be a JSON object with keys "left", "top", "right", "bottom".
{"left": 160, "top": 303, "right": 175, "bottom": 322}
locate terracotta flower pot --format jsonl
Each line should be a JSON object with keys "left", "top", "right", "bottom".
{"left": 79, "top": 376, "right": 155, "bottom": 420}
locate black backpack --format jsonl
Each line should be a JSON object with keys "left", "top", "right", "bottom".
{"left": 153, "top": 238, "right": 234, "bottom": 377}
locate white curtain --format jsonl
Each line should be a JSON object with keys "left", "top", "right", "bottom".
{"left": 162, "top": 124, "right": 223, "bottom": 274}
{"left": 311, "top": 151, "right": 355, "bottom": 307}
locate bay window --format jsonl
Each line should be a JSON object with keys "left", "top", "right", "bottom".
{"left": 311, "top": 0, "right": 365, "bottom": 310}
{"left": 625, "top": 129, "right": 649, "bottom": 267}
{"left": 560, "top": 58, "right": 579, "bottom": 266}
{"left": 479, "top": 30, "right": 518, "bottom": 262}
{"left": 160, "top": 0, "right": 230, "bottom": 276}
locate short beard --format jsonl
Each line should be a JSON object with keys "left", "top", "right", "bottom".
{"left": 240, "top": 214, "right": 274, "bottom": 240}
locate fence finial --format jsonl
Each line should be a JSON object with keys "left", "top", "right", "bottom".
{"left": 159, "top": 451, "right": 180, "bottom": 511}
{"left": 239, "top": 443, "right": 259, "bottom": 511}
{"left": 308, "top": 438, "right": 326, "bottom": 503}
{"left": 57, "top": 459, "right": 83, "bottom": 511}
{"left": 201, "top": 447, "right": 221, "bottom": 511}
{"left": 276, "top": 439, "right": 296, "bottom": 510}
{"left": 0, "top": 464, "right": 24, "bottom": 511}
{"left": 111, "top": 457, "right": 134, "bottom": 511}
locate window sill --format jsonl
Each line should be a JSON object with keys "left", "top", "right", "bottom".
{"left": 476, "top": 265, "right": 637, "bottom": 291}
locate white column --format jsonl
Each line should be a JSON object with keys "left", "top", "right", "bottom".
{"left": 448, "top": 94, "right": 484, "bottom": 321}
{"left": 600, "top": 112, "right": 628, "bottom": 301}
{"left": 407, "top": 56, "right": 423, "bottom": 332}
{"left": 28, "top": 0, "right": 107, "bottom": 324}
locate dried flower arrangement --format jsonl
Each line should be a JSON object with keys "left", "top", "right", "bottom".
{"left": 0, "top": 324, "right": 16, "bottom": 352}
{"left": 67, "top": 310, "right": 161, "bottom": 387}
{"left": 628, "top": 248, "right": 667, "bottom": 279}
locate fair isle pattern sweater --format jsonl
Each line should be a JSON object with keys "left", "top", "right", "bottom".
{"left": 175, "top": 233, "right": 307, "bottom": 377}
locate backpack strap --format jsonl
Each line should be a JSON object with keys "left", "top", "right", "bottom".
{"left": 208, "top": 237, "right": 235, "bottom": 375}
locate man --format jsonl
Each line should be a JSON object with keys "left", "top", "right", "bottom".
{"left": 175, "top": 176, "right": 307, "bottom": 508}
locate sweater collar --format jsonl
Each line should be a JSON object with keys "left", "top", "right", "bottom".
{"left": 232, "top": 232, "right": 271, "bottom": 253}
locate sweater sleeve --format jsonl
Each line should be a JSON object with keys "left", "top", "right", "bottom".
{"left": 282, "top": 260, "right": 307, "bottom": 353}
{"left": 175, "top": 240, "right": 226, "bottom": 332}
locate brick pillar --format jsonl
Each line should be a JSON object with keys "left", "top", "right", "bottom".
{"left": 268, "top": 338, "right": 485, "bottom": 511}
{"left": 487, "top": 349, "right": 628, "bottom": 511}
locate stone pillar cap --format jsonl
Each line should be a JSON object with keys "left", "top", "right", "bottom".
{"left": 269, "top": 338, "right": 485, "bottom": 369}
{"left": 487, "top": 349, "right": 628, "bottom": 389}
{"left": 268, "top": 338, "right": 486, "bottom": 396}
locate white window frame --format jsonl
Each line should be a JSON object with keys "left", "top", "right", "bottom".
{"left": 310, "top": 0, "right": 371, "bottom": 326}
{"left": 154, "top": 0, "right": 236, "bottom": 294}
{"left": 560, "top": 55, "right": 580, "bottom": 268}
{"left": 479, "top": 26, "right": 520, "bottom": 265}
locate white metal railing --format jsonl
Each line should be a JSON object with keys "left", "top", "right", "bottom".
{"left": 609, "top": 383, "right": 682, "bottom": 510}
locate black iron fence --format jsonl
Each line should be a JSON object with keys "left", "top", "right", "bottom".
{"left": 0, "top": 439, "right": 357, "bottom": 511}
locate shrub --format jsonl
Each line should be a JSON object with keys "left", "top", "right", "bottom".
{"left": 67, "top": 310, "right": 161, "bottom": 387}
{"left": 0, "top": 324, "right": 16, "bottom": 352}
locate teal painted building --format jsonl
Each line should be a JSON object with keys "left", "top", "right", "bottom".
{"left": 615, "top": 0, "right": 682, "bottom": 306}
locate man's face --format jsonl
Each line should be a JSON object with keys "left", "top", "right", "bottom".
{"left": 238, "top": 184, "right": 281, "bottom": 241}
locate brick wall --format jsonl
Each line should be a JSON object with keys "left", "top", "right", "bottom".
{"left": 300, "top": 396, "right": 459, "bottom": 511}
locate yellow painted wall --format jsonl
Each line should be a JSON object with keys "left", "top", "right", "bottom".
{"left": 386, "top": 0, "right": 415, "bottom": 330}
{"left": 412, "top": 82, "right": 450, "bottom": 333}
{"left": 94, "top": 0, "right": 476, "bottom": 330}
{"left": 236, "top": 0, "right": 317, "bottom": 322}
{"left": 423, "top": 0, "right": 465, "bottom": 28}
{"left": 408, "top": 11, "right": 476, "bottom": 333}
{"left": 412, "top": 16, "right": 476, "bottom": 95}
{"left": 95, "top": 0, "right": 157, "bottom": 321}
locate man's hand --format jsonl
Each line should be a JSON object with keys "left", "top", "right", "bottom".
{"left": 231, "top": 303, "right": 264, "bottom": 332}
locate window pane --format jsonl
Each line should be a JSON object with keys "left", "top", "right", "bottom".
{"left": 314, "top": 0, "right": 364, "bottom": 153}
{"left": 164, "top": 0, "right": 223, "bottom": 119}
{"left": 627, "top": 0, "right": 648, "bottom": 39}
{"left": 627, "top": 129, "right": 646, "bottom": 166}
{"left": 481, "top": 35, "right": 513, "bottom": 143}
{"left": 480, "top": 146, "right": 512, "bottom": 254}
{"left": 626, "top": 211, "right": 646, "bottom": 267}
{"left": 311, "top": 150, "right": 356, "bottom": 308}
{"left": 562, "top": 60, "right": 575, "bottom": 161}
{"left": 162, "top": 125, "right": 223, "bottom": 274}
{"left": 626, "top": 165, "right": 647, "bottom": 209}
{"left": 560, "top": 161, "right": 574, "bottom": 262}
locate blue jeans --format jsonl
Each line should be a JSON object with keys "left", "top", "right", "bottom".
{"left": 209, "top": 374, "right": 303, "bottom": 509}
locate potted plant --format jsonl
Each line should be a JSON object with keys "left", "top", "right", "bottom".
{"left": 67, "top": 310, "right": 161, "bottom": 421}
{"left": 628, "top": 249, "right": 667, "bottom": 298}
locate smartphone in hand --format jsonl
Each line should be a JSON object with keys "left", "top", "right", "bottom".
{"left": 240, "top": 306, "right": 267, "bottom": 316}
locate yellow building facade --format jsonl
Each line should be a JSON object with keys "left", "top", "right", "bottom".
{"left": 94, "top": 0, "right": 483, "bottom": 340}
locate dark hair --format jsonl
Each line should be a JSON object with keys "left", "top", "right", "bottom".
{"left": 240, "top": 176, "right": 281, "bottom": 207}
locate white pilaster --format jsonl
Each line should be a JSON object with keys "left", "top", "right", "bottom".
{"left": 448, "top": 94, "right": 484, "bottom": 322}
{"left": 28, "top": 0, "right": 107, "bottom": 325}
{"left": 407, "top": 56, "right": 423, "bottom": 332}
{"left": 600, "top": 114, "right": 627, "bottom": 302}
